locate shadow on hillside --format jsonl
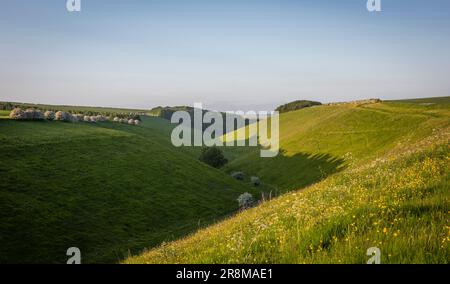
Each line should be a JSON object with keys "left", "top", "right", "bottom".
{"left": 240, "top": 148, "right": 346, "bottom": 194}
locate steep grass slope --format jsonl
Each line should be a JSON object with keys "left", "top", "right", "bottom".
{"left": 126, "top": 98, "right": 450, "bottom": 264}
{"left": 224, "top": 99, "right": 450, "bottom": 192}
{"left": 0, "top": 117, "right": 262, "bottom": 263}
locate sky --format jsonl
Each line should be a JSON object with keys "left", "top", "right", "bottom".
{"left": 0, "top": 0, "right": 449, "bottom": 111}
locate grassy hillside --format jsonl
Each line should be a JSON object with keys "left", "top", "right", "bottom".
{"left": 0, "top": 116, "right": 263, "bottom": 263}
{"left": 125, "top": 98, "right": 450, "bottom": 264}
{"left": 390, "top": 96, "right": 450, "bottom": 107}
{"left": 223, "top": 99, "right": 450, "bottom": 192}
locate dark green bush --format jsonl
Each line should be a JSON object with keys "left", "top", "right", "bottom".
{"left": 275, "top": 100, "right": 322, "bottom": 113}
{"left": 199, "top": 146, "right": 228, "bottom": 168}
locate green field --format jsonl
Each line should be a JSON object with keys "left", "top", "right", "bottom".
{"left": 0, "top": 116, "right": 264, "bottom": 263}
{"left": 1, "top": 97, "right": 449, "bottom": 264}
{"left": 125, "top": 97, "right": 450, "bottom": 264}
{"left": 0, "top": 110, "right": 10, "bottom": 118}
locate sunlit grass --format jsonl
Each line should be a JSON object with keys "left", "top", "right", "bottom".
{"left": 125, "top": 132, "right": 449, "bottom": 264}
{"left": 125, "top": 99, "right": 450, "bottom": 264}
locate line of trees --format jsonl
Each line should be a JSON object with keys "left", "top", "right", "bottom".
{"left": 1, "top": 102, "right": 141, "bottom": 121}
{"left": 275, "top": 100, "right": 322, "bottom": 113}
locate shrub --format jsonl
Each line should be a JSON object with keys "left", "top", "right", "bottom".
{"left": 44, "top": 111, "right": 55, "bottom": 121}
{"left": 55, "top": 111, "right": 70, "bottom": 121}
{"left": 69, "top": 114, "right": 78, "bottom": 122}
{"left": 9, "top": 108, "right": 26, "bottom": 120}
{"left": 251, "top": 176, "right": 261, "bottom": 186}
{"left": 275, "top": 100, "right": 322, "bottom": 113}
{"left": 24, "top": 109, "right": 34, "bottom": 120}
{"left": 34, "top": 110, "right": 45, "bottom": 120}
{"left": 75, "top": 114, "right": 84, "bottom": 121}
{"left": 13, "top": 108, "right": 45, "bottom": 120}
{"left": 97, "top": 115, "right": 107, "bottom": 122}
{"left": 24, "top": 108, "right": 43, "bottom": 120}
{"left": 199, "top": 146, "right": 228, "bottom": 168}
{"left": 231, "top": 171, "right": 245, "bottom": 181}
{"left": 237, "top": 193, "right": 254, "bottom": 210}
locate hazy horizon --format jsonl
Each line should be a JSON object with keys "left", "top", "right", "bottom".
{"left": 1, "top": 0, "right": 450, "bottom": 111}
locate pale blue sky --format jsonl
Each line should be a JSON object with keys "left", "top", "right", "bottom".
{"left": 0, "top": 0, "right": 449, "bottom": 111}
